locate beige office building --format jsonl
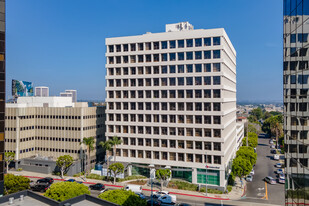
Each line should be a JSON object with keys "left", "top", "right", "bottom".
{"left": 5, "top": 96, "right": 105, "bottom": 172}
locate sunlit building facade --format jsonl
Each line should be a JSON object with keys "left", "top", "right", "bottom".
{"left": 284, "top": 0, "right": 309, "bottom": 204}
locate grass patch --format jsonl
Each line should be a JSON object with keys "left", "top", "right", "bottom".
{"left": 127, "top": 180, "right": 147, "bottom": 185}
{"left": 118, "top": 175, "right": 147, "bottom": 182}
{"left": 168, "top": 180, "right": 198, "bottom": 191}
{"left": 227, "top": 185, "right": 232, "bottom": 193}
{"left": 200, "top": 187, "right": 223, "bottom": 194}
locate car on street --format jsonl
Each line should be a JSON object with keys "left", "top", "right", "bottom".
{"left": 269, "top": 139, "right": 274, "bottom": 144}
{"left": 276, "top": 169, "right": 284, "bottom": 174}
{"left": 250, "top": 169, "right": 255, "bottom": 175}
{"left": 89, "top": 183, "right": 105, "bottom": 190}
{"left": 278, "top": 173, "right": 285, "bottom": 179}
{"left": 264, "top": 176, "right": 276, "bottom": 184}
{"left": 100, "top": 188, "right": 116, "bottom": 194}
{"left": 153, "top": 191, "right": 170, "bottom": 198}
{"left": 147, "top": 199, "right": 161, "bottom": 206}
{"left": 271, "top": 149, "right": 277, "bottom": 154}
{"left": 31, "top": 182, "right": 50, "bottom": 192}
{"left": 271, "top": 144, "right": 276, "bottom": 149}
{"left": 246, "top": 175, "right": 253, "bottom": 182}
{"left": 275, "top": 163, "right": 282, "bottom": 168}
{"left": 273, "top": 154, "right": 280, "bottom": 160}
{"left": 135, "top": 192, "right": 146, "bottom": 200}
{"left": 36, "top": 177, "right": 54, "bottom": 185}
{"left": 278, "top": 177, "right": 285, "bottom": 184}
{"left": 65, "top": 179, "right": 83, "bottom": 184}
{"left": 158, "top": 194, "right": 177, "bottom": 204}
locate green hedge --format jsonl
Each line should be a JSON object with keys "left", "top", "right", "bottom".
{"left": 200, "top": 187, "right": 223, "bottom": 194}
{"left": 98, "top": 189, "right": 146, "bottom": 206}
{"left": 168, "top": 180, "right": 198, "bottom": 191}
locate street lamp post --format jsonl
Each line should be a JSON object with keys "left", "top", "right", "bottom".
{"left": 150, "top": 178, "right": 153, "bottom": 206}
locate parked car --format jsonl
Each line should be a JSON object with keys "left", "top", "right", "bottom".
{"left": 31, "top": 183, "right": 50, "bottom": 192}
{"left": 276, "top": 169, "right": 284, "bottom": 174}
{"left": 264, "top": 176, "right": 276, "bottom": 184}
{"left": 158, "top": 194, "right": 177, "bottom": 204}
{"left": 89, "top": 183, "right": 105, "bottom": 190}
{"left": 153, "top": 191, "right": 170, "bottom": 198}
{"left": 246, "top": 175, "right": 253, "bottom": 182}
{"left": 269, "top": 139, "right": 274, "bottom": 144}
{"left": 271, "top": 145, "right": 276, "bottom": 149}
{"left": 147, "top": 199, "right": 161, "bottom": 206}
{"left": 135, "top": 192, "right": 146, "bottom": 200}
{"left": 124, "top": 184, "right": 142, "bottom": 193}
{"left": 37, "top": 177, "right": 54, "bottom": 185}
{"left": 278, "top": 177, "right": 285, "bottom": 184}
{"left": 273, "top": 154, "right": 280, "bottom": 160}
{"left": 275, "top": 163, "right": 282, "bottom": 168}
{"left": 100, "top": 188, "right": 115, "bottom": 194}
{"left": 250, "top": 169, "right": 255, "bottom": 175}
{"left": 278, "top": 173, "right": 285, "bottom": 179}
{"left": 65, "top": 179, "right": 83, "bottom": 184}
{"left": 271, "top": 149, "right": 277, "bottom": 154}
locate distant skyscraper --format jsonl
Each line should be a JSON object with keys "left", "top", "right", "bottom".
{"left": 105, "top": 22, "right": 240, "bottom": 190}
{"left": 35, "top": 86, "right": 49, "bottom": 97}
{"left": 284, "top": 0, "right": 309, "bottom": 205}
{"left": 0, "top": 0, "right": 5, "bottom": 196}
{"left": 65, "top": 90, "right": 77, "bottom": 102}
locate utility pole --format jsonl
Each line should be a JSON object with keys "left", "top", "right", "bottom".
{"left": 150, "top": 178, "right": 153, "bottom": 206}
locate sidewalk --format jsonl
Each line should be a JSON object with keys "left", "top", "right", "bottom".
{"left": 8, "top": 170, "right": 245, "bottom": 201}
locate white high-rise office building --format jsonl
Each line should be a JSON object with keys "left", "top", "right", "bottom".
{"left": 35, "top": 86, "right": 49, "bottom": 97}
{"left": 105, "top": 22, "right": 238, "bottom": 190}
{"left": 65, "top": 90, "right": 77, "bottom": 102}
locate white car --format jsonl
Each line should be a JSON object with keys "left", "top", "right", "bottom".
{"left": 276, "top": 169, "right": 284, "bottom": 174}
{"left": 275, "top": 163, "right": 282, "bottom": 168}
{"left": 250, "top": 169, "right": 254, "bottom": 175}
{"left": 246, "top": 175, "right": 253, "bottom": 182}
{"left": 158, "top": 194, "right": 177, "bottom": 204}
{"left": 153, "top": 191, "right": 170, "bottom": 198}
{"left": 278, "top": 173, "right": 285, "bottom": 179}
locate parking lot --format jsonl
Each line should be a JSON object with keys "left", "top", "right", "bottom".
{"left": 240, "top": 135, "right": 284, "bottom": 205}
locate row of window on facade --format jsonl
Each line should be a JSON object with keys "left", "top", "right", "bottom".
{"left": 108, "top": 50, "right": 221, "bottom": 64}
{"left": 108, "top": 90, "right": 221, "bottom": 104}
{"left": 284, "top": 102, "right": 309, "bottom": 112}
{"left": 108, "top": 104, "right": 221, "bottom": 118}
{"left": 112, "top": 149, "right": 222, "bottom": 164}
{"left": 108, "top": 126, "right": 221, "bottom": 138}
{"left": 108, "top": 63, "right": 221, "bottom": 76}
{"left": 284, "top": 88, "right": 309, "bottom": 99}
{"left": 284, "top": 74, "right": 309, "bottom": 84}
{"left": 6, "top": 125, "right": 104, "bottom": 131}
{"left": 286, "top": 129, "right": 308, "bottom": 140}
{"left": 285, "top": 47, "right": 309, "bottom": 57}
{"left": 119, "top": 137, "right": 222, "bottom": 151}
{"left": 283, "top": 61, "right": 308, "bottom": 71}
{"left": 108, "top": 112, "right": 222, "bottom": 124}
{"left": 286, "top": 157, "right": 308, "bottom": 168}
{"left": 5, "top": 114, "right": 104, "bottom": 120}
{"left": 18, "top": 147, "right": 83, "bottom": 154}
{"left": 108, "top": 37, "right": 221, "bottom": 53}
{"left": 288, "top": 33, "right": 309, "bottom": 44}
{"left": 108, "top": 76, "right": 221, "bottom": 88}
{"left": 6, "top": 135, "right": 104, "bottom": 143}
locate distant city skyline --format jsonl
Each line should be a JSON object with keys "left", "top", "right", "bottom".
{"left": 6, "top": 0, "right": 282, "bottom": 102}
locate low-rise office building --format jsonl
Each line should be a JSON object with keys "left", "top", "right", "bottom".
{"left": 5, "top": 96, "right": 105, "bottom": 175}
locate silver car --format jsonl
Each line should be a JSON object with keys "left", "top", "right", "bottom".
{"left": 246, "top": 175, "right": 253, "bottom": 182}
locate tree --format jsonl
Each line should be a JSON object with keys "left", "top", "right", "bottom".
{"left": 56, "top": 155, "right": 74, "bottom": 179}
{"left": 248, "top": 124, "right": 258, "bottom": 134}
{"left": 4, "top": 152, "right": 15, "bottom": 172}
{"left": 81, "top": 137, "right": 95, "bottom": 175}
{"left": 99, "top": 140, "right": 112, "bottom": 168}
{"left": 263, "top": 111, "right": 272, "bottom": 120}
{"left": 98, "top": 189, "right": 146, "bottom": 206}
{"left": 4, "top": 174, "right": 30, "bottom": 195}
{"left": 155, "top": 168, "right": 171, "bottom": 191}
{"left": 232, "top": 156, "right": 252, "bottom": 180}
{"left": 109, "top": 162, "right": 124, "bottom": 184}
{"left": 269, "top": 115, "right": 283, "bottom": 149}
{"left": 236, "top": 146, "right": 257, "bottom": 166}
{"left": 250, "top": 107, "right": 263, "bottom": 120}
{"left": 44, "top": 182, "right": 90, "bottom": 201}
{"left": 109, "top": 136, "right": 122, "bottom": 162}
{"left": 242, "top": 132, "right": 258, "bottom": 148}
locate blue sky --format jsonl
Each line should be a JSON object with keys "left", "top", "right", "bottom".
{"left": 6, "top": 0, "right": 283, "bottom": 102}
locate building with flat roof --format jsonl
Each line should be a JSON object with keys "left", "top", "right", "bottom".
{"left": 5, "top": 96, "right": 105, "bottom": 174}
{"left": 35, "top": 86, "right": 49, "bottom": 97}
{"left": 105, "top": 22, "right": 237, "bottom": 190}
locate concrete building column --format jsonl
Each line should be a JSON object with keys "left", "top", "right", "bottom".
{"left": 127, "top": 165, "right": 132, "bottom": 176}
{"left": 192, "top": 168, "right": 197, "bottom": 184}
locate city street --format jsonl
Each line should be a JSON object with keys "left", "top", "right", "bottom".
{"left": 240, "top": 134, "right": 284, "bottom": 205}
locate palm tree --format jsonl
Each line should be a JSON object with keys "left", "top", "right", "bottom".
{"left": 99, "top": 140, "right": 112, "bottom": 167}
{"left": 80, "top": 137, "right": 95, "bottom": 175}
{"left": 109, "top": 136, "right": 122, "bottom": 162}
{"left": 270, "top": 116, "right": 283, "bottom": 149}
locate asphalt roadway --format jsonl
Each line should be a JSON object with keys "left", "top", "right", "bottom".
{"left": 239, "top": 135, "right": 284, "bottom": 205}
